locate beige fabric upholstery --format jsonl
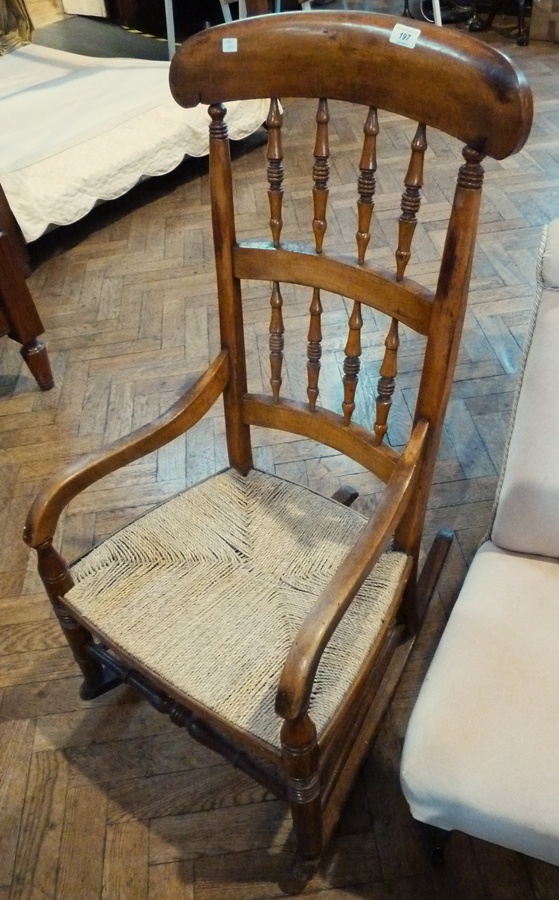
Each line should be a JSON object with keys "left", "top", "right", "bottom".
{"left": 400, "top": 542, "right": 559, "bottom": 865}
{"left": 541, "top": 217, "right": 559, "bottom": 289}
{"left": 400, "top": 220, "right": 559, "bottom": 865}
{"left": 492, "top": 220, "right": 559, "bottom": 557}
{"left": 67, "top": 468, "right": 407, "bottom": 750}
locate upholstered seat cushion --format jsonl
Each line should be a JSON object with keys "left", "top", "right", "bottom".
{"left": 400, "top": 541, "right": 559, "bottom": 865}
{"left": 66, "top": 468, "right": 407, "bottom": 750}
{"left": 492, "top": 219, "right": 559, "bottom": 558}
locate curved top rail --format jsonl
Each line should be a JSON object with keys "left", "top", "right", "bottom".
{"left": 169, "top": 12, "right": 532, "bottom": 160}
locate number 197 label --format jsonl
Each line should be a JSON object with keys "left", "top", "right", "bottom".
{"left": 389, "top": 23, "right": 421, "bottom": 48}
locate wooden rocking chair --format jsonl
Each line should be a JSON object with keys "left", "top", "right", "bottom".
{"left": 24, "top": 13, "right": 532, "bottom": 884}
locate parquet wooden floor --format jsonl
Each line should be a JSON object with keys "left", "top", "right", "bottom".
{"left": 2, "top": 21, "right": 559, "bottom": 900}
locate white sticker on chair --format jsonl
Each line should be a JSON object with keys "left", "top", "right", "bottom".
{"left": 389, "top": 24, "right": 421, "bottom": 48}
{"left": 222, "top": 38, "right": 238, "bottom": 52}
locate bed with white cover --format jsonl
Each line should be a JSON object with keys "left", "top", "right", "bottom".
{"left": 1, "top": 41, "right": 268, "bottom": 243}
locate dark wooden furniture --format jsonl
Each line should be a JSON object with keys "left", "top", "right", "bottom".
{"left": 106, "top": 0, "right": 259, "bottom": 42}
{"left": 0, "top": 184, "right": 30, "bottom": 276}
{"left": 469, "top": 0, "right": 530, "bottom": 45}
{"left": 245, "top": 0, "right": 269, "bottom": 11}
{"left": 0, "top": 229, "right": 53, "bottom": 391}
{"left": 24, "top": 13, "right": 532, "bottom": 885}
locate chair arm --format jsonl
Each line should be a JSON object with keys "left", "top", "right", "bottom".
{"left": 23, "top": 351, "right": 229, "bottom": 548}
{"left": 275, "top": 418, "right": 429, "bottom": 722}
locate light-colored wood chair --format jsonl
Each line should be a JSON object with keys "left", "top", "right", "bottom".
{"left": 24, "top": 13, "right": 532, "bottom": 885}
{"left": 401, "top": 219, "right": 559, "bottom": 867}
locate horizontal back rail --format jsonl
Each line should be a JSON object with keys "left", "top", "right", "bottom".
{"left": 233, "top": 242, "right": 433, "bottom": 335}
{"left": 170, "top": 13, "right": 533, "bottom": 160}
{"left": 243, "top": 396, "right": 399, "bottom": 482}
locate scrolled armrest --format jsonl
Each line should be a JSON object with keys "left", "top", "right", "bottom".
{"left": 24, "top": 351, "right": 229, "bottom": 548}
{"left": 274, "top": 418, "right": 429, "bottom": 722}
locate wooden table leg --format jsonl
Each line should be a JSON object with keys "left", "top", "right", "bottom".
{"left": 20, "top": 339, "right": 55, "bottom": 392}
{"left": 0, "top": 232, "right": 54, "bottom": 392}
{"left": 0, "top": 185, "right": 30, "bottom": 276}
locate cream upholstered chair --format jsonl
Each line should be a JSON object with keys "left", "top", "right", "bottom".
{"left": 401, "top": 219, "right": 559, "bottom": 866}
{"left": 24, "top": 13, "right": 532, "bottom": 883}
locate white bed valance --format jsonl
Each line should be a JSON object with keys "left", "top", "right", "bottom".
{"left": 1, "top": 45, "right": 185, "bottom": 173}
{"left": 1, "top": 43, "right": 268, "bottom": 242}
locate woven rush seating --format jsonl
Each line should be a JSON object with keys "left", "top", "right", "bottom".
{"left": 68, "top": 468, "right": 408, "bottom": 749}
{"left": 24, "top": 13, "right": 533, "bottom": 887}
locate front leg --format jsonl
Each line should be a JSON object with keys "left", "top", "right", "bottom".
{"left": 36, "top": 541, "right": 121, "bottom": 699}
{"left": 281, "top": 713, "right": 323, "bottom": 879}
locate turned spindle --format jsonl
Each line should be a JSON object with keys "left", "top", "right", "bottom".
{"left": 312, "top": 99, "right": 330, "bottom": 253}
{"left": 269, "top": 281, "right": 284, "bottom": 400}
{"left": 266, "top": 98, "right": 284, "bottom": 248}
{"left": 356, "top": 107, "right": 379, "bottom": 266}
{"left": 342, "top": 301, "right": 363, "bottom": 425}
{"left": 306, "top": 288, "right": 323, "bottom": 411}
{"left": 373, "top": 317, "right": 399, "bottom": 444}
{"left": 395, "top": 123, "right": 427, "bottom": 281}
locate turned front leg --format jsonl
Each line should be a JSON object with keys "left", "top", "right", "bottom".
{"left": 281, "top": 712, "right": 323, "bottom": 875}
{"left": 35, "top": 541, "right": 109, "bottom": 699}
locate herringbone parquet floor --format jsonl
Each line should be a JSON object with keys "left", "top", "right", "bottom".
{"left": 2, "top": 17, "right": 559, "bottom": 900}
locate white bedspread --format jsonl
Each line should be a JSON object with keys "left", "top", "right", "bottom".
{"left": 2, "top": 43, "right": 268, "bottom": 242}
